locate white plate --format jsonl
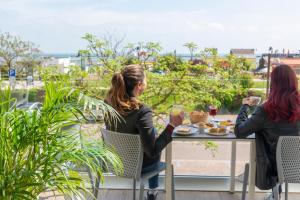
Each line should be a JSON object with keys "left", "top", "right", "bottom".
{"left": 175, "top": 126, "right": 198, "bottom": 136}
{"left": 204, "top": 128, "right": 228, "bottom": 136}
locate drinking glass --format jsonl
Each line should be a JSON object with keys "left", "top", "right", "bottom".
{"left": 249, "top": 96, "right": 261, "bottom": 106}
{"left": 209, "top": 105, "right": 218, "bottom": 120}
{"left": 171, "top": 105, "right": 184, "bottom": 116}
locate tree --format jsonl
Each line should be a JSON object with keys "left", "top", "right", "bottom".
{"left": 82, "top": 33, "right": 125, "bottom": 74}
{"left": 16, "top": 48, "right": 42, "bottom": 77}
{"left": 200, "top": 48, "right": 218, "bottom": 62}
{"left": 134, "top": 42, "right": 162, "bottom": 69}
{"left": 0, "top": 32, "right": 40, "bottom": 77}
{"left": 183, "top": 42, "right": 198, "bottom": 61}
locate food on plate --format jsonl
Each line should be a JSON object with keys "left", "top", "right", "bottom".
{"left": 182, "top": 119, "right": 191, "bottom": 125}
{"left": 207, "top": 127, "right": 228, "bottom": 136}
{"left": 190, "top": 111, "right": 209, "bottom": 124}
{"left": 205, "top": 122, "right": 214, "bottom": 128}
{"left": 218, "top": 127, "right": 226, "bottom": 133}
{"left": 177, "top": 127, "right": 191, "bottom": 133}
{"left": 198, "top": 122, "right": 206, "bottom": 128}
{"left": 209, "top": 127, "right": 227, "bottom": 133}
{"left": 209, "top": 128, "right": 219, "bottom": 133}
{"left": 199, "top": 122, "right": 214, "bottom": 129}
{"left": 219, "top": 120, "right": 234, "bottom": 127}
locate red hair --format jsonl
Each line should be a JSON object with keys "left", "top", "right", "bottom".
{"left": 264, "top": 64, "right": 300, "bottom": 122}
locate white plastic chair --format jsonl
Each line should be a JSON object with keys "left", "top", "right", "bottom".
{"left": 96, "top": 128, "right": 175, "bottom": 200}
{"left": 275, "top": 136, "right": 300, "bottom": 200}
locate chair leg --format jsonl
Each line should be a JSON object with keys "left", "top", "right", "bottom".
{"left": 133, "top": 179, "right": 136, "bottom": 200}
{"left": 139, "top": 182, "right": 145, "bottom": 200}
{"left": 285, "top": 182, "right": 288, "bottom": 200}
{"left": 171, "top": 164, "right": 175, "bottom": 200}
{"left": 241, "top": 163, "right": 249, "bottom": 200}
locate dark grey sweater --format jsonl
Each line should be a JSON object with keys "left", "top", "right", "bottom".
{"left": 235, "top": 105, "right": 300, "bottom": 189}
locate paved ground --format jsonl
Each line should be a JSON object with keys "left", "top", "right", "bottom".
{"left": 161, "top": 141, "right": 250, "bottom": 176}
{"left": 40, "top": 190, "right": 300, "bottom": 200}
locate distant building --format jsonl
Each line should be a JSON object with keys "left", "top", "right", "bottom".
{"left": 230, "top": 49, "right": 255, "bottom": 58}
{"left": 42, "top": 57, "right": 75, "bottom": 73}
{"left": 271, "top": 58, "right": 300, "bottom": 74}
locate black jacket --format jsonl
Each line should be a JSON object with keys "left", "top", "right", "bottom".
{"left": 235, "top": 105, "right": 300, "bottom": 190}
{"left": 105, "top": 104, "right": 173, "bottom": 167}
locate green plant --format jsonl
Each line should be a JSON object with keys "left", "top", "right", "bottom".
{"left": 154, "top": 54, "right": 184, "bottom": 72}
{"left": 183, "top": 42, "right": 198, "bottom": 61}
{"left": 0, "top": 31, "right": 40, "bottom": 75}
{"left": 240, "top": 73, "right": 254, "bottom": 89}
{"left": 0, "top": 80, "right": 123, "bottom": 199}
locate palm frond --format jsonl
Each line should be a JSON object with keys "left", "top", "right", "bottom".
{"left": 0, "top": 80, "right": 123, "bottom": 199}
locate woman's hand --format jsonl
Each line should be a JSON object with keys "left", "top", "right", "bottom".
{"left": 169, "top": 111, "right": 184, "bottom": 127}
{"left": 242, "top": 97, "right": 254, "bottom": 106}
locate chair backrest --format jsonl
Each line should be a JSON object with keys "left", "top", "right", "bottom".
{"left": 276, "top": 136, "right": 300, "bottom": 184}
{"left": 101, "top": 128, "right": 144, "bottom": 179}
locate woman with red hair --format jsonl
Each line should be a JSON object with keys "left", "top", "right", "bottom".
{"left": 235, "top": 65, "right": 300, "bottom": 193}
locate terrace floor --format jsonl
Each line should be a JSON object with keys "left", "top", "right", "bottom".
{"left": 40, "top": 190, "right": 300, "bottom": 200}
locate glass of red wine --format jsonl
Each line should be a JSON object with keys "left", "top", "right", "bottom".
{"left": 209, "top": 105, "right": 218, "bottom": 121}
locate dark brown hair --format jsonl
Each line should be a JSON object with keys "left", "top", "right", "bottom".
{"left": 106, "top": 65, "right": 145, "bottom": 115}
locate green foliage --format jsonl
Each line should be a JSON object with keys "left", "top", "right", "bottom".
{"left": 0, "top": 32, "right": 40, "bottom": 75}
{"left": 79, "top": 42, "right": 255, "bottom": 114}
{"left": 0, "top": 80, "right": 123, "bottom": 199}
{"left": 82, "top": 33, "right": 124, "bottom": 73}
{"left": 240, "top": 73, "right": 254, "bottom": 89}
{"left": 79, "top": 34, "right": 256, "bottom": 113}
{"left": 188, "top": 64, "right": 208, "bottom": 75}
{"left": 200, "top": 141, "right": 219, "bottom": 157}
{"left": 199, "top": 48, "right": 218, "bottom": 62}
{"left": 123, "top": 41, "right": 162, "bottom": 69}
{"left": 28, "top": 88, "right": 45, "bottom": 102}
{"left": 140, "top": 53, "right": 253, "bottom": 114}
{"left": 183, "top": 42, "right": 198, "bottom": 60}
{"left": 154, "top": 54, "right": 184, "bottom": 72}
{"left": 252, "top": 80, "right": 267, "bottom": 88}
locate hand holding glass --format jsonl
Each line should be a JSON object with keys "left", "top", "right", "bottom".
{"left": 170, "top": 105, "right": 184, "bottom": 127}
{"left": 250, "top": 96, "right": 261, "bottom": 105}
{"left": 171, "top": 105, "right": 184, "bottom": 116}
{"left": 243, "top": 96, "right": 261, "bottom": 106}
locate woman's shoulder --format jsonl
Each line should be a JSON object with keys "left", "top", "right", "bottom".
{"left": 255, "top": 105, "right": 265, "bottom": 112}
{"left": 253, "top": 105, "right": 267, "bottom": 117}
{"left": 138, "top": 104, "right": 152, "bottom": 114}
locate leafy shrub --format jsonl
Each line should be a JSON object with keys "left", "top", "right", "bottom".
{"left": 240, "top": 73, "right": 254, "bottom": 89}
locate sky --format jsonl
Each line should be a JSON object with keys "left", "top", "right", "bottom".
{"left": 1, "top": 0, "right": 300, "bottom": 54}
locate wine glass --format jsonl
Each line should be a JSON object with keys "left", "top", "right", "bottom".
{"left": 209, "top": 105, "right": 218, "bottom": 121}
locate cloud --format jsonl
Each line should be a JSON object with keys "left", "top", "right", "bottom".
{"left": 1, "top": 0, "right": 300, "bottom": 53}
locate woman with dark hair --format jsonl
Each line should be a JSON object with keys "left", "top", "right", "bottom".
{"left": 235, "top": 65, "right": 300, "bottom": 197}
{"left": 105, "top": 65, "right": 183, "bottom": 200}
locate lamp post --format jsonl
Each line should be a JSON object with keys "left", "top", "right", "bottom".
{"left": 77, "top": 50, "right": 85, "bottom": 71}
{"left": 266, "top": 47, "right": 273, "bottom": 98}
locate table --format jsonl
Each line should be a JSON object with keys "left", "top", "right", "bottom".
{"left": 165, "top": 128, "right": 256, "bottom": 200}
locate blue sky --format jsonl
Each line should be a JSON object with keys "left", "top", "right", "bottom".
{"left": 1, "top": 0, "right": 300, "bottom": 54}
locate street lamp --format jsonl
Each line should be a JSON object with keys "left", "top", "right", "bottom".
{"left": 266, "top": 47, "right": 273, "bottom": 98}
{"left": 77, "top": 50, "right": 85, "bottom": 71}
